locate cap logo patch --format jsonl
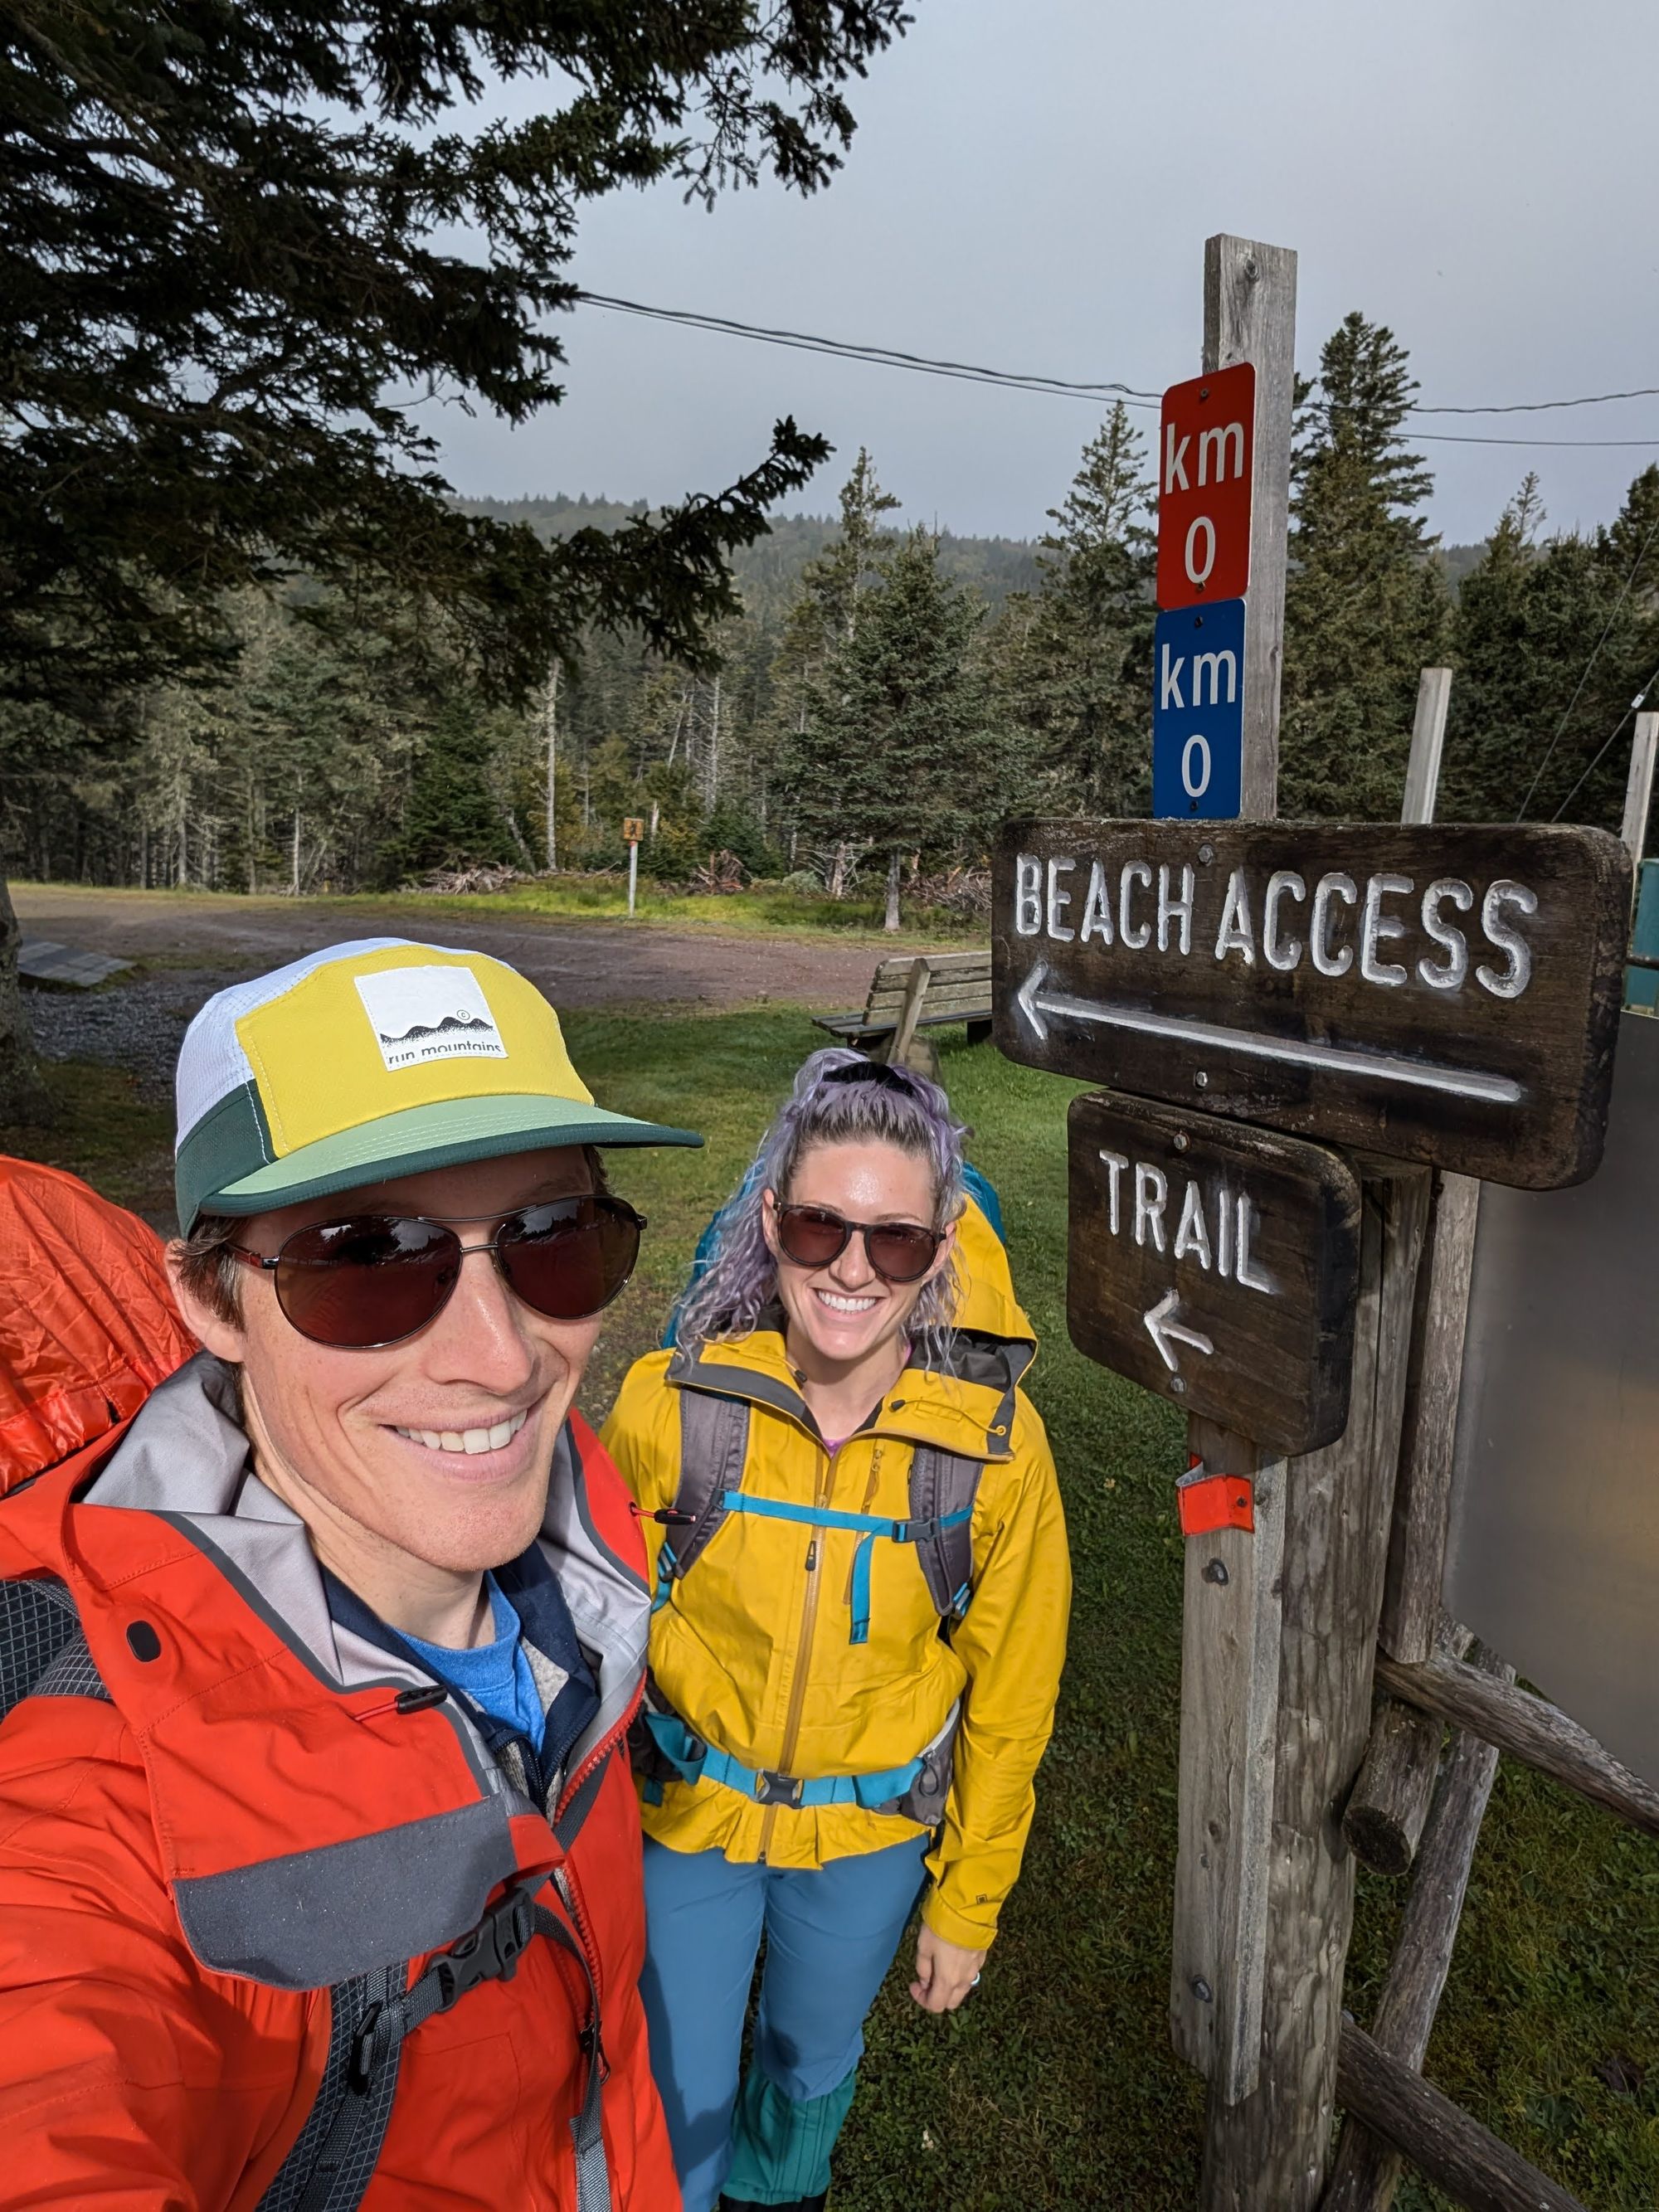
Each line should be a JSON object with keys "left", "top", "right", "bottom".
{"left": 354, "top": 965, "right": 508, "bottom": 1072}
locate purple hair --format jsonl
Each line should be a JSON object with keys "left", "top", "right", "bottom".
{"left": 676, "top": 1048, "right": 968, "bottom": 1362}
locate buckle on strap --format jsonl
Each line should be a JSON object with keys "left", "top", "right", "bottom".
{"left": 752, "top": 1767, "right": 806, "bottom": 1807}
{"left": 429, "top": 1886, "right": 538, "bottom": 2011}
{"left": 348, "top": 2001, "right": 387, "bottom": 2096}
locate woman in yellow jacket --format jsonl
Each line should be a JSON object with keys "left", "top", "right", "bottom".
{"left": 602, "top": 1049, "right": 1071, "bottom": 2212}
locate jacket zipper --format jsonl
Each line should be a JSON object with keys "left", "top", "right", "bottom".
{"left": 760, "top": 1437, "right": 836, "bottom": 1859}
{"left": 548, "top": 1672, "right": 643, "bottom": 2001}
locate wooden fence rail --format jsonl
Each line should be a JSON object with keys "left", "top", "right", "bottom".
{"left": 1336, "top": 2023, "right": 1589, "bottom": 2212}
{"left": 1375, "top": 1647, "right": 1659, "bottom": 1838}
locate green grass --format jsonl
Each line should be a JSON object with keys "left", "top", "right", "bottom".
{"left": 448, "top": 875, "right": 985, "bottom": 942}
{"left": 5, "top": 1015, "right": 1656, "bottom": 2208}
{"left": 0, "top": 1057, "right": 177, "bottom": 1224}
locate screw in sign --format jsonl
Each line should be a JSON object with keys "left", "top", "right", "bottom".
{"left": 1155, "top": 363, "right": 1255, "bottom": 610}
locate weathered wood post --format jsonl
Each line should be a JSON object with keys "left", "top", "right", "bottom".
{"left": 1176, "top": 267, "right": 1432, "bottom": 2204}
{"left": 1163, "top": 232, "right": 1298, "bottom": 2109}
{"left": 1199, "top": 1159, "right": 1429, "bottom": 2207}
{"left": 1620, "top": 708, "right": 1657, "bottom": 873}
{"left": 1148, "top": 233, "right": 1428, "bottom": 2206}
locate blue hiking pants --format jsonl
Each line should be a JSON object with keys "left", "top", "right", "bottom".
{"left": 640, "top": 1833, "right": 929, "bottom": 2211}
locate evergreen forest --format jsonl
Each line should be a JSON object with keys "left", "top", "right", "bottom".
{"left": 7, "top": 310, "right": 1657, "bottom": 921}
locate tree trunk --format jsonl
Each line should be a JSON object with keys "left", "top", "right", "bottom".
{"left": 884, "top": 848, "right": 902, "bottom": 933}
{"left": 0, "top": 877, "right": 53, "bottom": 1125}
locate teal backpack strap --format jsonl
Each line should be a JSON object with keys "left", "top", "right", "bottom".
{"left": 907, "top": 1446, "right": 984, "bottom": 1621}
{"left": 651, "top": 1387, "right": 752, "bottom": 1602}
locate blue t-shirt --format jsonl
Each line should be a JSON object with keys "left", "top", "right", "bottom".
{"left": 401, "top": 1574, "right": 547, "bottom": 1748}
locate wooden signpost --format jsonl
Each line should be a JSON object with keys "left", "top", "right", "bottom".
{"left": 622, "top": 814, "right": 645, "bottom": 916}
{"left": 1068, "top": 1090, "right": 1359, "bottom": 1455}
{"left": 996, "top": 820, "right": 1630, "bottom": 1190}
{"left": 995, "top": 234, "right": 1642, "bottom": 2212}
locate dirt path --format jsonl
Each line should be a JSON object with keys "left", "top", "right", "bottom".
{"left": 14, "top": 885, "right": 904, "bottom": 1009}
{"left": 13, "top": 884, "right": 921, "bottom": 1106}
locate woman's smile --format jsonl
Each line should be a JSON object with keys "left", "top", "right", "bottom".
{"left": 815, "top": 1287, "right": 881, "bottom": 1315}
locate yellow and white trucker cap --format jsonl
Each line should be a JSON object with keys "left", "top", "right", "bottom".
{"left": 174, "top": 938, "right": 700, "bottom": 1228}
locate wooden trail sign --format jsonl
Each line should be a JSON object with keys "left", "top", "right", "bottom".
{"left": 995, "top": 819, "right": 1631, "bottom": 1189}
{"left": 1068, "top": 1090, "right": 1360, "bottom": 1455}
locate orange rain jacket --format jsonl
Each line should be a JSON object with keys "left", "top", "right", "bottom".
{"left": 0, "top": 1300, "right": 678, "bottom": 2206}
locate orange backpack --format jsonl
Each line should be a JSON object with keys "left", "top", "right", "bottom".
{"left": 0, "top": 1155, "right": 197, "bottom": 1491}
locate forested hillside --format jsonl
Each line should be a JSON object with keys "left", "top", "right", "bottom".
{"left": 4, "top": 309, "right": 1653, "bottom": 917}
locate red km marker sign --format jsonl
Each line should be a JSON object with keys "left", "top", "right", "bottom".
{"left": 1156, "top": 362, "right": 1255, "bottom": 610}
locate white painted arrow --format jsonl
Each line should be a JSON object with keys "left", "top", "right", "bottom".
{"left": 1010, "top": 961, "right": 1521, "bottom": 1106}
{"left": 1014, "top": 960, "right": 1052, "bottom": 1043}
{"left": 1143, "top": 1288, "right": 1215, "bottom": 1375}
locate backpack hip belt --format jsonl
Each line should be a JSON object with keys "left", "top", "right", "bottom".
{"left": 638, "top": 1698, "right": 961, "bottom": 1826}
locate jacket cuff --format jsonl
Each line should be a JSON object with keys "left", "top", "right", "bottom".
{"left": 921, "top": 1886, "right": 1000, "bottom": 1952}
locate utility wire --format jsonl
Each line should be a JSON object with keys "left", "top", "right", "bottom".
{"left": 1416, "top": 385, "right": 1659, "bottom": 416}
{"left": 1550, "top": 663, "right": 1659, "bottom": 822}
{"left": 1515, "top": 508, "right": 1659, "bottom": 819}
{"left": 1417, "top": 431, "right": 1659, "bottom": 449}
{"left": 576, "top": 293, "right": 1163, "bottom": 405}
{"left": 574, "top": 291, "right": 1659, "bottom": 446}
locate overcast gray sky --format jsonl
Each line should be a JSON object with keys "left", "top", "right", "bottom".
{"left": 431, "top": 0, "right": 1659, "bottom": 549}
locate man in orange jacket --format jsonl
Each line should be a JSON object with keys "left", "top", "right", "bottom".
{"left": 0, "top": 938, "right": 699, "bottom": 2210}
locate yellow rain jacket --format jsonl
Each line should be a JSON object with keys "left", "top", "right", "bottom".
{"left": 601, "top": 1200, "right": 1071, "bottom": 1952}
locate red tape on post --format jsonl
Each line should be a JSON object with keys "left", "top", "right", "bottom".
{"left": 1177, "top": 1456, "right": 1254, "bottom": 1536}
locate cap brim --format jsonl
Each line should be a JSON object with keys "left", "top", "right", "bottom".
{"left": 201, "top": 1092, "right": 702, "bottom": 1218}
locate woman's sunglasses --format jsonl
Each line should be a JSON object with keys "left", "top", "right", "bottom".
{"left": 772, "top": 1202, "right": 944, "bottom": 1286}
{"left": 230, "top": 1194, "right": 645, "bottom": 1349}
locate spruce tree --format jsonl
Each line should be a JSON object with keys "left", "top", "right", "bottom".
{"left": 772, "top": 450, "right": 900, "bottom": 712}
{"left": 1445, "top": 464, "right": 1659, "bottom": 832}
{"left": 988, "top": 404, "right": 1155, "bottom": 814}
{"left": 787, "top": 529, "right": 1005, "bottom": 926}
{"left": 1280, "top": 314, "right": 1450, "bottom": 818}
{"left": 388, "top": 701, "right": 516, "bottom": 881}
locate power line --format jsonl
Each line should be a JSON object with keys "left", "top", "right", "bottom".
{"left": 1515, "top": 508, "right": 1659, "bottom": 820}
{"left": 1550, "top": 665, "right": 1659, "bottom": 821}
{"left": 576, "top": 292, "right": 1163, "bottom": 406}
{"left": 574, "top": 290, "right": 1659, "bottom": 447}
{"left": 1415, "top": 385, "right": 1659, "bottom": 416}
{"left": 1415, "top": 431, "right": 1659, "bottom": 449}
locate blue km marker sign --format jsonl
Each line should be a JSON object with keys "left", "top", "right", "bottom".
{"left": 1152, "top": 598, "right": 1246, "bottom": 819}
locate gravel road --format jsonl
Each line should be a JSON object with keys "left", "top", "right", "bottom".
{"left": 14, "top": 885, "right": 914, "bottom": 1104}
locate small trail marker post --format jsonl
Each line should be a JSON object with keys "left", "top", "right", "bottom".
{"left": 622, "top": 817, "right": 645, "bottom": 917}
{"left": 993, "top": 241, "right": 1634, "bottom": 2210}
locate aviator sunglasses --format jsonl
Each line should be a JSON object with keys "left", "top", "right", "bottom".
{"left": 230, "top": 1194, "right": 645, "bottom": 1349}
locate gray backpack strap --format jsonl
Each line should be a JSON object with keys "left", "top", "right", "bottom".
{"left": 907, "top": 1447, "right": 984, "bottom": 1621}
{"left": 270, "top": 1855, "right": 616, "bottom": 2212}
{"left": 1, "top": 1576, "right": 110, "bottom": 1721}
{"left": 662, "top": 1390, "right": 752, "bottom": 1585}
{"left": 258, "top": 1963, "right": 404, "bottom": 2212}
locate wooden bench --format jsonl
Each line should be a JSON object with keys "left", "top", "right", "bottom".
{"left": 812, "top": 951, "right": 992, "bottom": 1067}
